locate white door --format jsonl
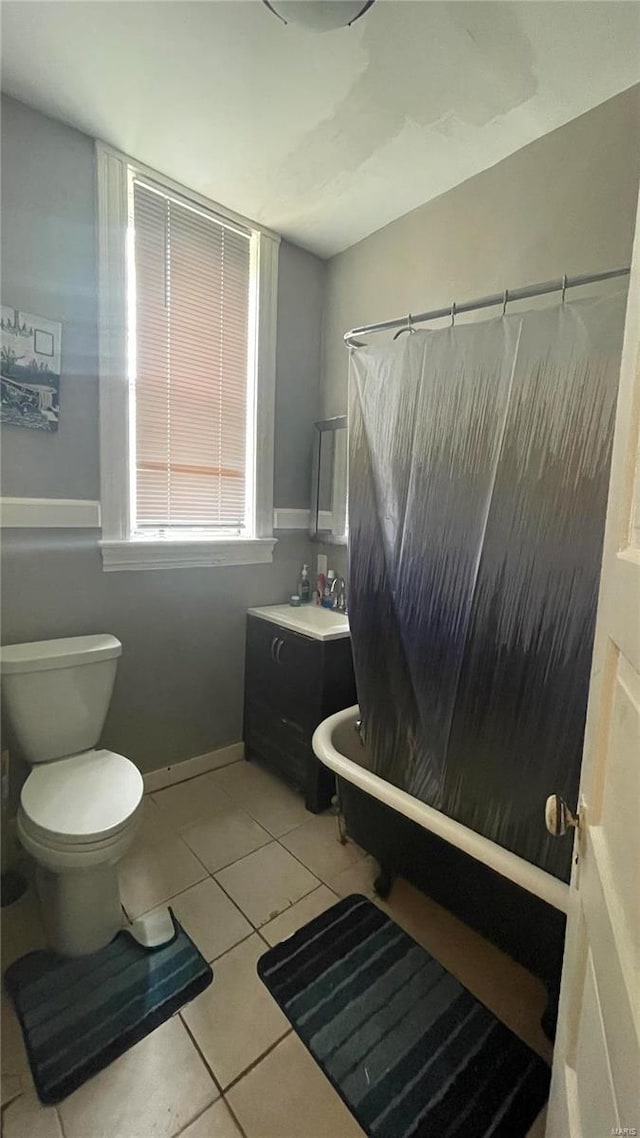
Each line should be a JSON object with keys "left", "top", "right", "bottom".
{"left": 545, "top": 194, "right": 640, "bottom": 1137}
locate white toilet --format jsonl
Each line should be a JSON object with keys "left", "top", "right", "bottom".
{"left": 1, "top": 634, "right": 143, "bottom": 957}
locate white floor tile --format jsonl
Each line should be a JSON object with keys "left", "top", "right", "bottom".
{"left": 208, "top": 758, "right": 281, "bottom": 799}
{"left": 178, "top": 1099, "right": 244, "bottom": 1138}
{"left": 148, "top": 877, "right": 252, "bottom": 962}
{"left": 132, "top": 796, "right": 176, "bottom": 848}
{"left": 226, "top": 1033, "right": 366, "bottom": 1138}
{"left": 1, "top": 887, "right": 47, "bottom": 968}
{"left": 181, "top": 934, "right": 289, "bottom": 1089}
{"left": 152, "top": 772, "right": 235, "bottom": 830}
{"left": 215, "top": 842, "right": 319, "bottom": 927}
{"left": 280, "top": 812, "right": 366, "bottom": 884}
{"left": 2, "top": 889, "right": 49, "bottom": 1107}
{"left": 1, "top": 766, "right": 555, "bottom": 1138}
{"left": 260, "top": 884, "right": 338, "bottom": 947}
{"left": 58, "top": 1016, "right": 217, "bottom": 1138}
{"left": 2, "top": 992, "right": 31, "bottom": 1089}
{"left": 2, "top": 1088, "right": 63, "bottom": 1138}
{"left": 209, "top": 760, "right": 309, "bottom": 837}
{"left": 326, "top": 854, "right": 379, "bottom": 899}
{"left": 118, "top": 835, "right": 207, "bottom": 919}
{"left": 180, "top": 806, "right": 271, "bottom": 873}
{"left": 1, "top": 1075, "right": 23, "bottom": 1109}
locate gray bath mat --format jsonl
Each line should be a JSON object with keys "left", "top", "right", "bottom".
{"left": 258, "top": 893, "right": 550, "bottom": 1138}
{"left": 4, "top": 910, "right": 212, "bottom": 1104}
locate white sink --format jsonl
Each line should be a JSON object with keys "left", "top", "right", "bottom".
{"left": 247, "top": 603, "right": 349, "bottom": 641}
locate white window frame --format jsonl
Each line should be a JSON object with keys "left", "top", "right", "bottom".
{"left": 96, "top": 142, "right": 280, "bottom": 571}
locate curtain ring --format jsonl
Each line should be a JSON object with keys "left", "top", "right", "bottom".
{"left": 561, "top": 274, "right": 567, "bottom": 304}
{"left": 502, "top": 289, "right": 509, "bottom": 316}
{"left": 392, "top": 315, "right": 414, "bottom": 341}
{"left": 450, "top": 301, "right": 456, "bottom": 327}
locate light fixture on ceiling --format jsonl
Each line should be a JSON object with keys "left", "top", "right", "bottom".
{"left": 262, "top": 0, "right": 376, "bottom": 33}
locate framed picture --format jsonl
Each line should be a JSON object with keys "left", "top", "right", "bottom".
{"left": 1, "top": 306, "right": 62, "bottom": 432}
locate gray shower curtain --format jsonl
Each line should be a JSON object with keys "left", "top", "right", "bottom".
{"left": 348, "top": 293, "right": 626, "bottom": 881}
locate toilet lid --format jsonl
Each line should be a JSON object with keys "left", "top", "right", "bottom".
{"left": 21, "top": 750, "right": 144, "bottom": 846}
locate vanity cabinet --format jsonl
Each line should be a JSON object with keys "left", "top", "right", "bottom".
{"left": 243, "top": 608, "right": 356, "bottom": 813}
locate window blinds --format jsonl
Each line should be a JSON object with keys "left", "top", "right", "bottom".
{"left": 132, "top": 180, "right": 252, "bottom": 532}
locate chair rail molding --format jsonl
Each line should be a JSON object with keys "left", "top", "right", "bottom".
{"left": 272, "top": 508, "right": 334, "bottom": 530}
{"left": 0, "top": 497, "right": 101, "bottom": 528}
{"left": 273, "top": 507, "right": 310, "bottom": 530}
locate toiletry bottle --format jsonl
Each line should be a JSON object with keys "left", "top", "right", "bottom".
{"left": 314, "top": 573, "right": 325, "bottom": 605}
{"left": 322, "top": 569, "right": 335, "bottom": 608}
{"left": 299, "top": 564, "right": 311, "bottom": 604}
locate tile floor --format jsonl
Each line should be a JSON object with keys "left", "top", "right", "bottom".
{"left": 1, "top": 756, "right": 552, "bottom": 1138}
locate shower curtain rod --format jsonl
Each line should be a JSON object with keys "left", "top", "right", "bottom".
{"left": 343, "top": 265, "right": 630, "bottom": 347}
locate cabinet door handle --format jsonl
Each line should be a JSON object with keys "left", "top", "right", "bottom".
{"left": 270, "top": 636, "right": 278, "bottom": 663}
{"left": 276, "top": 639, "right": 284, "bottom": 664}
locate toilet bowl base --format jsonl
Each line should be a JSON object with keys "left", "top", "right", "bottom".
{"left": 36, "top": 862, "right": 124, "bottom": 956}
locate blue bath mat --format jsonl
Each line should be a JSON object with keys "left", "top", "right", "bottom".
{"left": 4, "top": 910, "right": 212, "bottom": 1105}
{"left": 258, "top": 894, "right": 550, "bottom": 1138}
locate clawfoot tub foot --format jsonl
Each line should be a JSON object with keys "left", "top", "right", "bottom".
{"left": 373, "top": 868, "right": 395, "bottom": 900}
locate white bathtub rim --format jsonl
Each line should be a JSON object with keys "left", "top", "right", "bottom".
{"left": 312, "top": 704, "right": 569, "bottom": 914}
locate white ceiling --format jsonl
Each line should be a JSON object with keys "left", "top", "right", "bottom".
{"left": 2, "top": 1, "right": 639, "bottom": 258}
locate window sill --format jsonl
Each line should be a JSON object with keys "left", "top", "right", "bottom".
{"left": 100, "top": 536, "right": 278, "bottom": 572}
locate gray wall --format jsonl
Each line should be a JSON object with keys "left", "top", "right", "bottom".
{"left": 1, "top": 529, "right": 315, "bottom": 772}
{"left": 1, "top": 96, "right": 323, "bottom": 773}
{"left": 1, "top": 95, "right": 325, "bottom": 506}
{"left": 1, "top": 97, "right": 99, "bottom": 498}
{"left": 320, "top": 85, "right": 640, "bottom": 584}
{"left": 4, "top": 87, "right": 639, "bottom": 772}
{"left": 322, "top": 86, "right": 640, "bottom": 417}
{"left": 274, "top": 241, "right": 324, "bottom": 508}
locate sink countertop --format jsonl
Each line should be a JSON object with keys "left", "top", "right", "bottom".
{"left": 247, "top": 603, "right": 350, "bottom": 642}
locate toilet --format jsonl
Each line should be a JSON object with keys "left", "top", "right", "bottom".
{"left": 1, "top": 634, "right": 143, "bottom": 956}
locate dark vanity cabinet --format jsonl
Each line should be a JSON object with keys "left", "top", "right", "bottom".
{"left": 243, "top": 613, "right": 356, "bottom": 813}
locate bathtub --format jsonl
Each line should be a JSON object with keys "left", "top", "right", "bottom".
{"left": 313, "top": 704, "right": 568, "bottom": 994}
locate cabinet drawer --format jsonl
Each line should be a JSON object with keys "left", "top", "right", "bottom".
{"left": 244, "top": 698, "right": 310, "bottom": 790}
{"left": 245, "top": 616, "right": 321, "bottom": 726}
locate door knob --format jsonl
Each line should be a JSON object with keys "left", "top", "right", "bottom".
{"left": 545, "top": 795, "right": 579, "bottom": 837}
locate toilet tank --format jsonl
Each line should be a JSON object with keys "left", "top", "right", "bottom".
{"left": 0, "top": 635, "right": 122, "bottom": 764}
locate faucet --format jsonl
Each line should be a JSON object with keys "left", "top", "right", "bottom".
{"left": 330, "top": 575, "right": 347, "bottom": 613}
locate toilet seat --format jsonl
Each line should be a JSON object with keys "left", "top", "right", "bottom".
{"left": 20, "top": 749, "right": 143, "bottom": 851}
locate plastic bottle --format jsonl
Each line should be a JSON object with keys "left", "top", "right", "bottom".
{"left": 321, "top": 569, "right": 335, "bottom": 608}
{"left": 299, "top": 564, "right": 311, "bottom": 604}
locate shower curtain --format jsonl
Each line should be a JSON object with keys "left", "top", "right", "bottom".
{"left": 348, "top": 292, "right": 626, "bottom": 881}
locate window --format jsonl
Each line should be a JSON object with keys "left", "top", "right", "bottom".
{"left": 133, "top": 180, "right": 251, "bottom": 534}
{"left": 97, "top": 144, "right": 279, "bottom": 570}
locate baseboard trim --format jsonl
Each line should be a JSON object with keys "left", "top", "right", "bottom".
{"left": 142, "top": 742, "right": 244, "bottom": 793}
